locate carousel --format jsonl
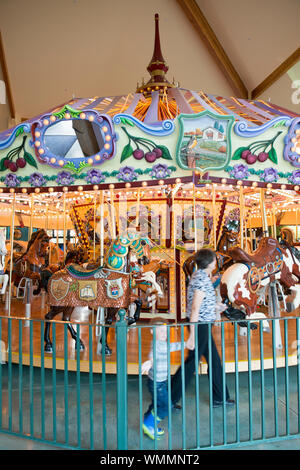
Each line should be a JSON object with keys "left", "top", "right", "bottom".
{"left": 0, "top": 14, "right": 300, "bottom": 374}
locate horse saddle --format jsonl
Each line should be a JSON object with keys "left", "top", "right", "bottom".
{"left": 228, "top": 238, "right": 280, "bottom": 268}
{"left": 66, "top": 263, "right": 105, "bottom": 280}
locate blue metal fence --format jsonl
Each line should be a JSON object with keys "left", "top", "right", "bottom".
{"left": 0, "top": 313, "right": 300, "bottom": 450}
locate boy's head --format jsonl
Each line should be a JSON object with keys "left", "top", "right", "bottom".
{"left": 149, "top": 317, "right": 169, "bottom": 341}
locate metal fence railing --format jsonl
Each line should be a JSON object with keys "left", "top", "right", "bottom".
{"left": 1, "top": 310, "right": 300, "bottom": 450}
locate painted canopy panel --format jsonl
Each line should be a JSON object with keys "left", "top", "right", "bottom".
{"left": 0, "top": 89, "right": 299, "bottom": 191}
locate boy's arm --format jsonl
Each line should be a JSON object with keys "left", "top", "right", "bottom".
{"left": 169, "top": 341, "right": 186, "bottom": 352}
{"left": 141, "top": 359, "right": 152, "bottom": 375}
{"left": 141, "top": 347, "right": 153, "bottom": 375}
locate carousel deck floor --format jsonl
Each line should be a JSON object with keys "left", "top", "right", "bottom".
{"left": 0, "top": 294, "right": 299, "bottom": 375}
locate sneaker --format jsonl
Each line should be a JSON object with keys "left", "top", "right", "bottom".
{"left": 213, "top": 399, "right": 236, "bottom": 408}
{"left": 142, "top": 422, "right": 165, "bottom": 440}
{"left": 142, "top": 411, "right": 165, "bottom": 440}
{"left": 172, "top": 403, "right": 182, "bottom": 411}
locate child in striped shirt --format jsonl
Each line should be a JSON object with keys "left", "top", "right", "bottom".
{"left": 142, "top": 318, "right": 186, "bottom": 440}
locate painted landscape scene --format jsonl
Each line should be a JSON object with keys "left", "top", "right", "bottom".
{"left": 179, "top": 115, "right": 231, "bottom": 170}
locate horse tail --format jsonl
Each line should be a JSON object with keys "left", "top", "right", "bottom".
{"left": 33, "top": 280, "right": 42, "bottom": 296}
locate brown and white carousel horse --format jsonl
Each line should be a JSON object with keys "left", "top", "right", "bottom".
{"left": 220, "top": 237, "right": 300, "bottom": 327}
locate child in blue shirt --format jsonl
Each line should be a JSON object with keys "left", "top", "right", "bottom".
{"left": 142, "top": 318, "right": 186, "bottom": 440}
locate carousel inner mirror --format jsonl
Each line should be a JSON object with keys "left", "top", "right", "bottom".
{"left": 44, "top": 119, "right": 105, "bottom": 159}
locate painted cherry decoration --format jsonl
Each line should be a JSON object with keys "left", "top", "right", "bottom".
{"left": 145, "top": 152, "right": 157, "bottom": 163}
{"left": 133, "top": 149, "right": 144, "bottom": 160}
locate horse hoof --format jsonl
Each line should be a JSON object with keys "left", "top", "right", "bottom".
{"left": 44, "top": 344, "right": 53, "bottom": 353}
{"left": 75, "top": 341, "right": 85, "bottom": 351}
{"left": 102, "top": 345, "right": 112, "bottom": 356}
{"left": 127, "top": 317, "right": 136, "bottom": 326}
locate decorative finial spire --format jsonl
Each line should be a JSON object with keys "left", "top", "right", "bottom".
{"left": 136, "top": 13, "right": 175, "bottom": 96}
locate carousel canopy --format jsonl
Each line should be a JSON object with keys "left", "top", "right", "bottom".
{"left": 0, "top": 14, "right": 299, "bottom": 194}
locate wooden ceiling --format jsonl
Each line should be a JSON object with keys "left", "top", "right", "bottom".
{"left": 0, "top": 0, "right": 299, "bottom": 124}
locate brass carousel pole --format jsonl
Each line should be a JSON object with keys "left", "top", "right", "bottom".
{"left": 136, "top": 188, "right": 141, "bottom": 229}
{"left": 29, "top": 193, "right": 33, "bottom": 238}
{"left": 172, "top": 188, "right": 177, "bottom": 324}
{"left": 110, "top": 186, "right": 116, "bottom": 239}
{"left": 63, "top": 193, "right": 66, "bottom": 256}
{"left": 212, "top": 184, "right": 217, "bottom": 250}
{"left": 192, "top": 180, "right": 197, "bottom": 252}
{"left": 260, "top": 188, "right": 269, "bottom": 236}
{"left": 56, "top": 210, "right": 59, "bottom": 252}
{"left": 93, "top": 190, "right": 97, "bottom": 261}
{"left": 272, "top": 205, "right": 277, "bottom": 239}
{"left": 239, "top": 185, "right": 244, "bottom": 249}
{"left": 249, "top": 213, "right": 253, "bottom": 252}
{"left": 100, "top": 190, "right": 104, "bottom": 265}
{"left": 46, "top": 204, "right": 51, "bottom": 265}
{"left": 193, "top": 182, "right": 198, "bottom": 251}
{"left": 296, "top": 208, "right": 299, "bottom": 242}
{"left": 8, "top": 192, "right": 16, "bottom": 317}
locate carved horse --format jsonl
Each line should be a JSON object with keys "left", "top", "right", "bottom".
{"left": 43, "top": 230, "right": 159, "bottom": 354}
{"left": 11, "top": 229, "right": 50, "bottom": 287}
{"left": 182, "top": 224, "right": 240, "bottom": 283}
{"left": 33, "top": 245, "right": 90, "bottom": 296}
{"left": 220, "top": 237, "right": 300, "bottom": 325}
{"left": 280, "top": 227, "right": 300, "bottom": 247}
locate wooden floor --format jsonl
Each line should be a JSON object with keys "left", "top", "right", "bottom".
{"left": 0, "top": 294, "right": 300, "bottom": 374}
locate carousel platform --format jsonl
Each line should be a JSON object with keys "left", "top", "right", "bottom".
{"left": 0, "top": 293, "right": 299, "bottom": 375}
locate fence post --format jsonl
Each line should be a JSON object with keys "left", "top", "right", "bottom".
{"left": 116, "top": 308, "right": 128, "bottom": 450}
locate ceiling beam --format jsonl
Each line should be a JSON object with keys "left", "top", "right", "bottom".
{"left": 0, "top": 30, "right": 16, "bottom": 119}
{"left": 176, "top": 0, "right": 248, "bottom": 99}
{"left": 251, "top": 48, "right": 300, "bottom": 100}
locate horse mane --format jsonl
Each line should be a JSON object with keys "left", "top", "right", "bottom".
{"left": 26, "top": 229, "right": 47, "bottom": 254}
{"left": 281, "top": 239, "right": 300, "bottom": 263}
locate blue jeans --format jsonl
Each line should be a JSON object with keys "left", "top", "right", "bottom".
{"left": 145, "top": 378, "right": 169, "bottom": 420}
